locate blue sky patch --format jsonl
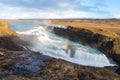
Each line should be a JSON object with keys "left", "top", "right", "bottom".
{"left": 0, "top": 0, "right": 120, "bottom": 19}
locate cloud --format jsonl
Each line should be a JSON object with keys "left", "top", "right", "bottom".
{"left": 0, "top": 3, "right": 97, "bottom": 19}
{"left": 0, "top": 0, "right": 112, "bottom": 19}
{"left": 0, "top": 0, "right": 71, "bottom": 10}
{"left": 0, "top": 0, "right": 108, "bottom": 12}
{"left": 59, "top": 3, "right": 70, "bottom": 8}
{"left": 113, "top": 14, "right": 120, "bottom": 18}
{"left": 73, "top": 0, "right": 109, "bottom": 14}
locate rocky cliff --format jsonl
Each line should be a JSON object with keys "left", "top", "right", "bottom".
{"left": 52, "top": 26, "right": 120, "bottom": 65}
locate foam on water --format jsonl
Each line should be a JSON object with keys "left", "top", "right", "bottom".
{"left": 11, "top": 23, "right": 115, "bottom": 67}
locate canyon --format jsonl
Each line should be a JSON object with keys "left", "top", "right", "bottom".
{"left": 0, "top": 19, "right": 120, "bottom": 80}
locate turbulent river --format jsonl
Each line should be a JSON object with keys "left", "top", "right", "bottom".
{"left": 11, "top": 22, "right": 115, "bottom": 67}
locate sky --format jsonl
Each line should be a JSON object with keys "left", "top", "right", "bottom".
{"left": 0, "top": 0, "right": 120, "bottom": 19}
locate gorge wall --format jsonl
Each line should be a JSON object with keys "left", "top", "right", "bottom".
{"left": 51, "top": 26, "right": 120, "bottom": 64}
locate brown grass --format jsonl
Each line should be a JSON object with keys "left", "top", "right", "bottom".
{"left": 51, "top": 20, "right": 120, "bottom": 38}
{"left": 0, "top": 20, "right": 19, "bottom": 37}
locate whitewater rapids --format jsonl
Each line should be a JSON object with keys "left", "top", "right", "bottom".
{"left": 11, "top": 22, "right": 115, "bottom": 67}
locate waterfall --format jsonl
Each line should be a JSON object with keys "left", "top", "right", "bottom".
{"left": 11, "top": 22, "right": 115, "bottom": 67}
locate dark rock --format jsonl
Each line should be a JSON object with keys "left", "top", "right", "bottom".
{"left": 116, "top": 67, "right": 120, "bottom": 75}
{"left": 80, "top": 73, "right": 89, "bottom": 80}
{"left": 8, "top": 67, "right": 31, "bottom": 76}
{"left": 0, "top": 72, "right": 10, "bottom": 79}
{"left": 5, "top": 53, "right": 46, "bottom": 77}
{"left": 0, "top": 36, "right": 24, "bottom": 51}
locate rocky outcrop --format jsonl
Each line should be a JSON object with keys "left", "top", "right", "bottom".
{"left": 0, "top": 36, "right": 24, "bottom": 51}
{"left": 0, "top": 20, "right": 24, "bottom": 51}
{"left": 0, "top": 50, "right": 120, "bottom": 80}
{"left": 51, "top": 26, "right": 120, "bottom": 64}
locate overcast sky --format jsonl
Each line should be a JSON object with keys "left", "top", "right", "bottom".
{"left": 0, "top": 0, "right": 120, "bottom": 19}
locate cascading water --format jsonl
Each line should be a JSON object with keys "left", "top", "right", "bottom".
{"left": 11, "top": 22, "right": 115, "bottom": 67}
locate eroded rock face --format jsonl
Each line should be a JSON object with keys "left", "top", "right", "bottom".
{"left": 116, "top": 67, "right": 120, "bottom": 75}
{"left": 51, "top": 26, "right": 120, "bottom": 64}
{"left": 9, "top": 53, "right": 47, "bottom": 76}
{"left": 0, "top": 50, "right": 47, "bottom": 76}
{"left": 0, "top": 36, "right": 24, "bottom": 51}
{"left": 0, "top": 49, "right": 120, "bottom": 80}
